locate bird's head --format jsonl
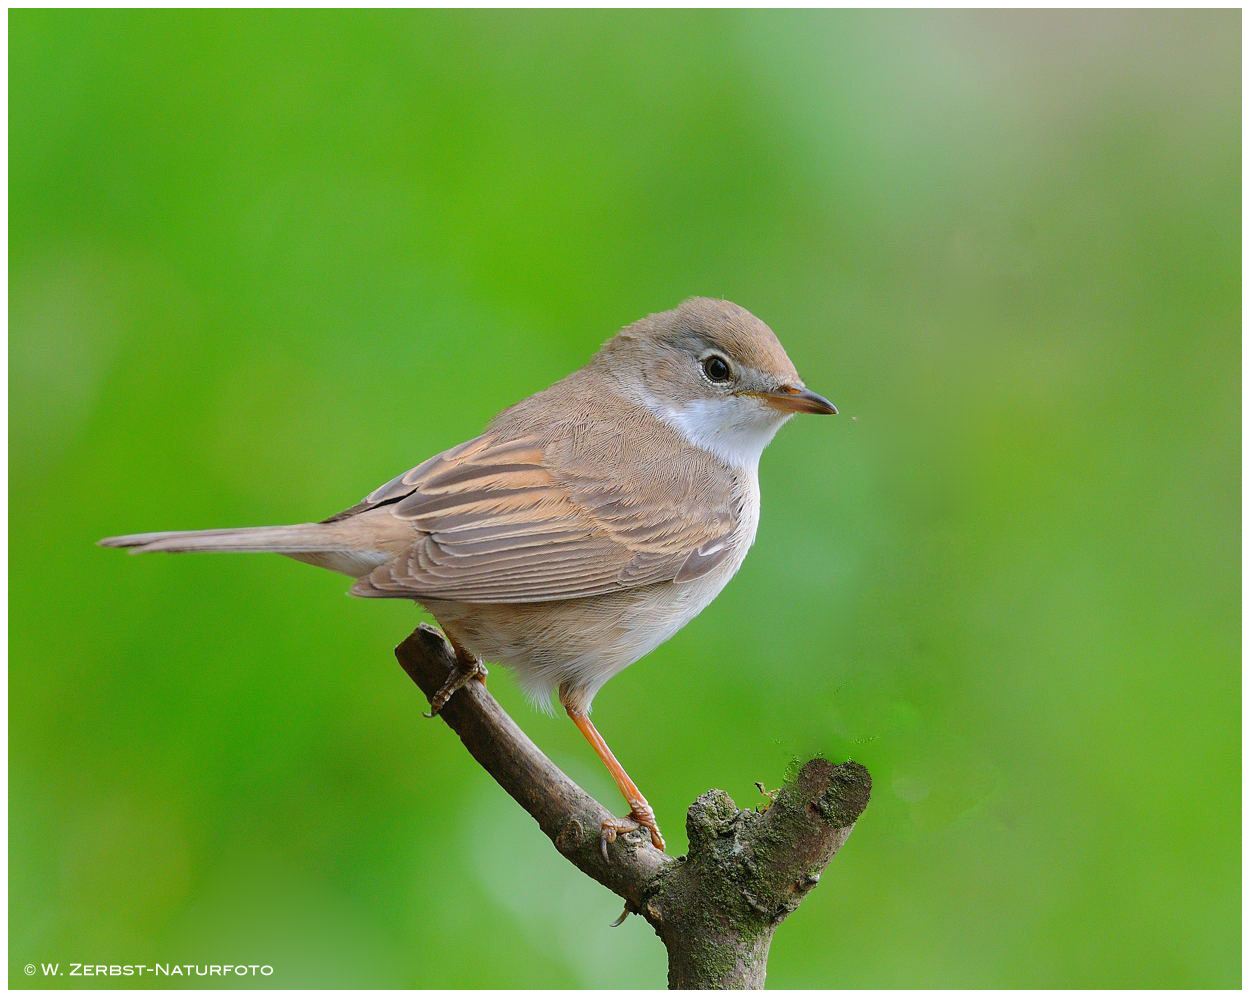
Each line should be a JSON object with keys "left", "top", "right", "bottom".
{"left": 596, "top": 297, "right": 837, "bottom": 468}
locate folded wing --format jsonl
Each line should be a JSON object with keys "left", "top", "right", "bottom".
{"left": 337, "top": 433, "right": 738, "bottom": 603}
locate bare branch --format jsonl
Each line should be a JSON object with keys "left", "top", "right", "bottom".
{"left": 395, "top": 624, "right": 871, "bottom": 989}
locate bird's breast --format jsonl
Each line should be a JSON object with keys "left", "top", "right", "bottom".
{"left": 421, "top": 469, "right": 763, "bottom": 710}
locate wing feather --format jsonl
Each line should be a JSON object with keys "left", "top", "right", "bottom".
{"left": 343, "top": 431, "right": 737, "bottom": 603}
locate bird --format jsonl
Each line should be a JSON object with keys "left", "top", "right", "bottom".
{"left": 100, "top": 297, "right": 838, "bottom": 857}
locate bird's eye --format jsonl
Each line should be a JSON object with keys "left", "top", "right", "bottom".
{"left": 701, "top": 355, "right": 733, "bottom": 383}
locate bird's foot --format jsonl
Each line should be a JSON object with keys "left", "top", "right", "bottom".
{"left": 600, "top": 802, "right": 665, "bottom": 862}
{"left": 424, "top": 657, "right": 488, "bottom": 717}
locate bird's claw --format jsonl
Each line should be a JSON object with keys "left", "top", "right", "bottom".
{"left": 424, "top": 658, "right": 488, "bottom": 718}
{"left": 609, "top": 903, "right": 635, "bottom": 927}
{"left": 599, "top": 804, "right": 665, "bottom": 862}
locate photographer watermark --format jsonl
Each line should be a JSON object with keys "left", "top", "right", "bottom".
{"left": 24, "top": 963, "right": 274, "bottom": 979}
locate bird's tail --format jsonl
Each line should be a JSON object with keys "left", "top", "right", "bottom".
{"left": 99, "top": 522, "right": 340, "bottom": 555}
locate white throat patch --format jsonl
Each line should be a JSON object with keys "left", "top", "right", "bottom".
{"left": 636, "top": 391, "right": 791, "bottom": 472}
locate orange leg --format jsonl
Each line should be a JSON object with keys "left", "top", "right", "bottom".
{"left": 567, "top": 709, "right": 666, "bottom": 859}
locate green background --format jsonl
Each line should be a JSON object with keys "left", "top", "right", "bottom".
{"left": 10, "top": 9, "right": 1240, "bottom": 989}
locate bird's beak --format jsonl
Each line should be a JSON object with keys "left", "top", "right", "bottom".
{"left": 745, "top": 385, "right": 839, "bottom": 415}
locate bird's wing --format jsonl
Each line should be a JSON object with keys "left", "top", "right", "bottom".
{"left": 340, "top": 432, "right": 739, "bottom": 603}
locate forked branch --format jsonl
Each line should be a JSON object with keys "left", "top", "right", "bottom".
{"left": 396, "top": 624, "right": 871, "bottom": 989}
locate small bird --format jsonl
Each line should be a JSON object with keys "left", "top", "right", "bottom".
{"left": 100, "top": 298, "right": 837, "bottom": 855}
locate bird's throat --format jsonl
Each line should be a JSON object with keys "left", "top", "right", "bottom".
{"left": 637, "top": 393, "right": 790, "bottom": 472}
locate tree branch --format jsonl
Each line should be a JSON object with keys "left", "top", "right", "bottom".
{"left": 396, "top": 623, "right": 871, "bottom": 989}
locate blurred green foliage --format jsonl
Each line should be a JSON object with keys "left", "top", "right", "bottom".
{"left": 10, "top": 9, "right": 1239, "bottom": 989}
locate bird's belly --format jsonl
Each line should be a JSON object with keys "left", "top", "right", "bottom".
{"left": 422, "top": 567, "right": 735, "bottom": 711}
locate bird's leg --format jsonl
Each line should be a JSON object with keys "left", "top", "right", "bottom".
{"left": 565, "top": 708, "right": 666, "bottom": 859}
{"left": 423, "top": 625, "right": 488, "bottom": 717}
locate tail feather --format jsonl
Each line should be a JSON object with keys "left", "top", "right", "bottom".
{"left": 99, "top": 523, "right": 339, "bottom": 555}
